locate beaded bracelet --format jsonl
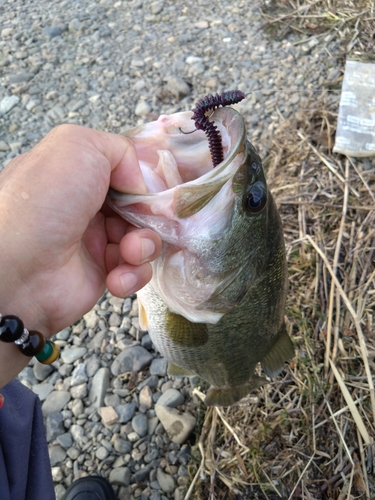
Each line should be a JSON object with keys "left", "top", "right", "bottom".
{"left": 0, "top": 313, "right": 59, "bottom": 365}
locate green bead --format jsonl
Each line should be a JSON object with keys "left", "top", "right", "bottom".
{"left": 35, "top": 340, "right": 59, "bottom": 364}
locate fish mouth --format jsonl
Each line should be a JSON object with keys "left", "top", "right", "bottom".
{"left": 107, "top": 106, "right": 246, "bottom": 221}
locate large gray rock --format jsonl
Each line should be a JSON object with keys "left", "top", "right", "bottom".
{"left": 89, "top": 367, "right": 110, "bottom": 408}
{"left": 42, "top": 391, "right": 71, "bottom": 417}
{"left": 49, "top": 445, "right": 66, "bottom": 466}
{"left": 155, "top": 405, "right": 196, "bottom": 444}
{"left": 111, "top": 346, "right": 152, "bottom": 376}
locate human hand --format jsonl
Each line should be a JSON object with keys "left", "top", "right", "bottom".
{"left": 0, "top": 124, "right": 161, "bottom": 340}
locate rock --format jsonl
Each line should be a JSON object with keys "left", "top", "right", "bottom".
{"left": 156, "top": 468, "right": 175, "bottom": 493}
{"left": 148, "top": 416, "right": 159, "bottom": 436}
{"left": 135, "top": 100, "right": 151, "bottom": 117}
{"left": 83, "top": 309, "right": 99, "bottom": 329}
{"left": 18, "top": 366, "right": 39, "bottom": 388}
{"left": 174, "top": 486, "right": 187, "bottom": 500}
{"left": 0, "top": 140, "right": 9, "bottom": 152}
{"left": 70, "top": 383, "right": 87, "bottom": 399}
{"left": 131, "top": 413, "right": 148, "bottom": 437}
{"left": 89, "top": 367, "right": 110, "bottom": 408}
{"left": 132, "top": 464, "right": 152, "bottom": 483}
{"left": 52, "top": 466, "right": 64, "bottom": 482}
{"left": 150, "top": 1, "right": 165, "bottom": 15}
{"left": 111, "top": 346, "right": 152, "bottom": 376}
{"left": 165, "top": 76, "right": 191, "bottom": 98}
{"left": 70, "top": 363, "right": 87, "bottom": 386}
{"left": 139, "top": 386, "right": 153, "bottom": 409}
{"left": 157, "top": 388, "right": 184, "bottom": 408}
{"left": 46, "top": 412, "right": 65, "bottom": 442}
{"left": 109, "top": 467, "right": 131, "bottom": 486}
{"left": 56, "top": 432, "right": 73, "bottom": 449}
{"left": 71, "top": 399, "right": 84, "bottom": 417}
{"left": 128, "top": 431, "right": 140, "bottom": 442}
{"left": 49, "top": 445, "right": 66, "bottom": 466}
{"left": 60, "top": 347, "right": 87, "bottom": 364}
{"left": 150, "top": 358, "right": 168, "bottom": 376}
{"left": 32, "top": 382, "right": 54, "bottom": 401}
{"left": 116, "top": 403, "right": 137, "bottom": 423}
{"left": 42, "top": 391, "right": 71, "bottom": 417}
{"left": 109, "top": 312, "right": 121, "bottom": 327}
{"left": 70, "top": 424, "right": 86, "bottom": 447}
{"left": 154, "top": 406, "right": 196, "bottom": 444}
{"left": 33, "top": 362, "right": 54, "bottom": 381}
{"left": 86, "top": 355, "right": 101, "bottom": 377}
{"left": 104, "top": 393, "right": 120, "bottom": 407}
{"left": 55, "top": 328, "right": 71, "bottom": 341}
{"left": 114, "top": 436, "right": 132, "bottom": 454}
{"left": 46, "top": 105, "right": 65, "bottom": 121}
{"left": 98, "top": 406, "right": 118, "bottom": 425}
{"left": 96, "top": 446, "right": 109, "bottom": 460}
{"left": 7, "top": 72, "right": 35, "bottom": 84}
{"left": 43, "top": 26, "right": 62, "bottom": 38}
{"left": 0, "top": 95, "right": 19, "bottom": 115}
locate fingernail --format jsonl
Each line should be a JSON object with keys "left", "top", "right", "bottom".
{"left": 141, "top": 238, "right": 156, "bottom": 261}
{"left": 119, "top": 272, "right": 138, "bottom": 295}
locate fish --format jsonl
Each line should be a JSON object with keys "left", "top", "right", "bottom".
{"left": 107, "top": 105, "right": 294, "bottom": 406}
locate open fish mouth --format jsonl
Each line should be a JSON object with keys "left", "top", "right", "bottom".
{"left": 107, "top": 107, "right": 246, "bottom": 223}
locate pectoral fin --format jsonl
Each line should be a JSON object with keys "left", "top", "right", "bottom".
{"left": 138, "top": 296, "right": 148, "bottom": 331}
{"left": 165, "top": 310, "right": 209, "bottom": 347}
{"left": 261, "top": 324, "right": 294, "bottom": 378}
{"left": 204, "top": 376, "right": 268, "bottom": 407}
{"left": 168, "top": 363, "right": 195, "bottom": 377}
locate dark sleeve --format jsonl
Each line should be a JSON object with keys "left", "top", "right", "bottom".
{"left": 0, "top": 379, "right": 55, "bottom": 500}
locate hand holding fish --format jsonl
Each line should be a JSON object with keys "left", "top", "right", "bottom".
{"left": 0, "top": 124, "right": 161, "bottom": 388}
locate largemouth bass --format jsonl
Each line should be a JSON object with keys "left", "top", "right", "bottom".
{"left": 107, "top": 106, "right": 294, "bottom": 406}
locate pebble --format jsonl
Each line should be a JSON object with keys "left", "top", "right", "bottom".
{"left": 60, "top": 347, "right": 87, "bottom": 364}
{"left": 0, "top": 95, "right": 19, "bottom": 115}
{"left": 131, "top": 414, "right": 148, "bottom": 437}
{"left": 32, "top": 382, "right": 54, "bottom": 401}
{"left": 42, "top": 391, "right": 71, "bottom": 417}
{"left": 110, "top": 346, "right": 153, "bottom": 376}
{"left": 150, "top": 358, "right": 168, "bottom": 376}
{"left": 115, "top": 402, "right": 137, "bottom": 423}
{"left": 156, "top": 389, "right": 184, "bottom": 408}
{"left": 109, "top": 467, "right": 131, "bottom": 486}
{"left": 155, "top": 406, "right": 196, "bottom": 444}
{"left": 70, "top": 363, "right": 88, "bottom": 386}
{"left": 113, "top": 436, "right": 132, "bottom": 454}
{"left": 46, "top": 412, "right": 65, "bottom": 442}
{"left": 89, "top": 367, "right": 110, "bottom": 408}
{"left": 157, "top": 468, "right": 176, "bottom": 494}
{"left": 98, "top": 406, "right": 118, "bottom": 426}
{"left": 49, "top": 445, "right": 67, "bottom": 466}
{"left": 135, "top": 100, "right": 151, "bottom": 117}
{"left": 83, "top": 310, "right": 99, "bottom": 329}
{"left": 96, "top": 446, "right": 109, "bottom": 460}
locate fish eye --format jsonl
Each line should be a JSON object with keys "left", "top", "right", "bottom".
{"left": 244, "top": 182, "right": 267, "bottom": 214}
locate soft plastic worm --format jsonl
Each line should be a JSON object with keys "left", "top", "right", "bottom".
{"left": 191, "top": 90, "right": 246, "bottom": 167}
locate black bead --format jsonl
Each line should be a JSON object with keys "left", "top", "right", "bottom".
{"left": 19, "top": 330, "right": 45, "bottom": 357}
{"left": 0, "top": 315, "right": 24, "bottom": 343}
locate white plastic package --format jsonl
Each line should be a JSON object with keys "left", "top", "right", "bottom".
{"left": 333, "top": 60, "right": 375, "bottom": 157}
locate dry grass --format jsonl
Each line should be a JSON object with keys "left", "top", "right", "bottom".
{"left": 186, "top": 89, "right": 375, "bottom": 499}
{"left": 260, "top": 0, "right": 375, "bottom": 58}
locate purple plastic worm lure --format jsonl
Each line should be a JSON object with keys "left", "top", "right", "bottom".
{"left": 191, "top": 90, "right": 246, "bottom": 167}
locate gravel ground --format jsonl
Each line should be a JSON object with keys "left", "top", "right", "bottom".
{"left": 0, "top": 1, "right": 343, "bottom": 498}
